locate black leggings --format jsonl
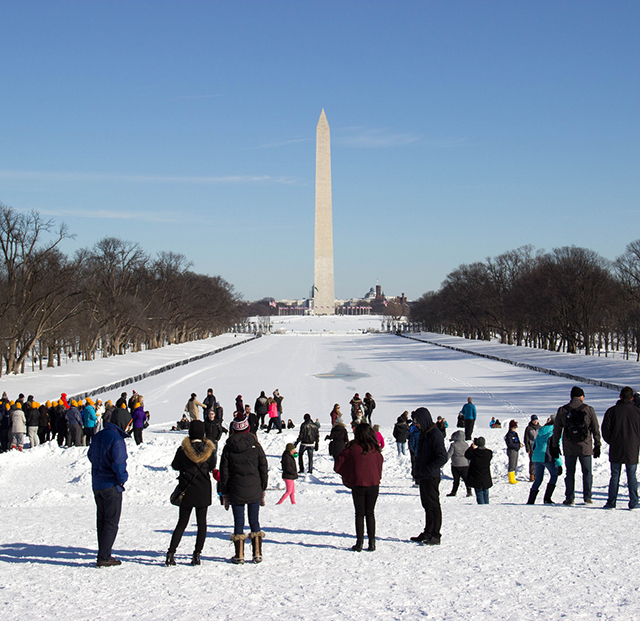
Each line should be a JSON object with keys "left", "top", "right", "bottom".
{"left": 169, "top": 505, "right": 208, "bottom": 554}
{"left": 351, "top": 485, "right": 379, "bottom": 541}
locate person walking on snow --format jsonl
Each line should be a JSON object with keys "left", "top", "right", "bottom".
{"left": 295, "top": 414, "right": 320, "bottom": 474}
{"left": 461, "top": 397, "right": 477, "bottom": 441}
{"left": 276, "top": 443, "right": 298, "bottom": 505}
{"left": 550, "top": 386, "right": 601, "bottom": 505}
{"left": 185, "top": 393, "right": 205, "bottom": 422}
{"left": 527, "top": 415, "right": 562, "bottom": 505}
{"left": 601, "top": 386, "right": 640, "bottom": 510}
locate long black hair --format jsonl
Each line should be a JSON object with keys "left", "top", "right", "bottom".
{"left": 353, "top": 422, "right": 381, "bottom": 454}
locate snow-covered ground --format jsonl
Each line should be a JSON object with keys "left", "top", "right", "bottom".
{"left": 1, "top": 316, "right": 639, "bottom": 620}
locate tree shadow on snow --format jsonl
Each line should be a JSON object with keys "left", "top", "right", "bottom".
{"left": 0, "top": 543, "right": 165, "bottom": 567}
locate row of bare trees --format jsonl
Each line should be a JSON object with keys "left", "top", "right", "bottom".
{"left": 0, "top": 204, "right": 240, "bottom": 375}
{"left": 411, "top": 242, "right": 640, "bottom": 359}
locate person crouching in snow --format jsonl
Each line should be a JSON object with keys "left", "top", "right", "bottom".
{"left": 465, "top": 437, "right": 493, "bottom": 504}
{"left": 276, "top": 443, "right": 298, "bottom": 505}
{"left": 504, "top": 420, "right": 523, "bottom": 484}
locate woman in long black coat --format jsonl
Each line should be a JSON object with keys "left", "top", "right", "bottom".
{"left": 219, "top": 415, "right": 268, "bottom": 564}
{"left": 166, "top": 420, "right": 217, "bottom": 566}
{"left": 326, "top": 419, "right": 349, "bottom": 461}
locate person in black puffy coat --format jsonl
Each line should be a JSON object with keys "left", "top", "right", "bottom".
{"left": 166, "top": 420, "right": 217, "bottom": 566}
{"left": 276, "top": 443, "right": 298, "bottom": 505}
{"left": 465, "top": 437, "right": 494, "bottom": 504}
{"left": 220, "top": 415, "right": 268, "bottom": 564}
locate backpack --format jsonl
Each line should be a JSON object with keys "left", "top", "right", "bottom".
{"left": 565, "top": 407, "right": 589, "bottom": 443}
{"left": 457, "top": 413, "right": 465, "bottom": 428}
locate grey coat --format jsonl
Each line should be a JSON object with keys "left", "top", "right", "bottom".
{"left": 446, "top": 430, "right": 470, "bottom": 467}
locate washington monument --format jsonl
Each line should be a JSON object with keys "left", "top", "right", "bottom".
{"left": 313, "top": 109, "right": 335, "bottom": 315}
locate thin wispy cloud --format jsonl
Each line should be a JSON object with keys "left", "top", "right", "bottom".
{"left": 169, "top": 94, "right": 222, "bottom": 101}
{"left": 35, "top": 208, "right": 178, "bottom": 223}
{"left": 0, "top": 169, "right": 298, "bottom": 185}
{"left": 255, "top": 138, "right": 310, "bottom": 149}
{"left": 335, "top": 127, "right": 419, "bottom": 148}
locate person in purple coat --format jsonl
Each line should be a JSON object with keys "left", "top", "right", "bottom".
{"left": 131, "top": 401, "right": 147, "bottom": 445}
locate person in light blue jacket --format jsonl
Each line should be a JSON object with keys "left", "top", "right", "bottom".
{"left": 527, "top": 414, "right": 563, "bottom": 505}
{"left": 83, "top": 401, "right": 98, "bottom": 446}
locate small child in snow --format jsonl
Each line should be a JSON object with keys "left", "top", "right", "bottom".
{"left": 465, "top": 437, "right": 493, "bottom": 504}
{"left": 504, "top": 420, "right": 523, "bottom": 484}
{"left": 276, "top": 443, "right": 298, "bottom": 505}
{"left": 373, "top": 424, "right": 385, "bottom": 449}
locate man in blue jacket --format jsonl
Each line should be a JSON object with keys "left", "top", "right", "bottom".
{"left": 87, "top": 422, "right": 129, "bottom": 567}
{"left": 411, "top": 407, "right": 447, "bottom": 545}
{"left": 461, "top": 397, "right": 477, "bottom": 441}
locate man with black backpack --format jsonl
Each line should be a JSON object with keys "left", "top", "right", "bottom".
{"left": 550, "top": 386, "right": 601, "bottom": 505}
{"left": 295, "top": 413, "right": 320, "bottom": 474}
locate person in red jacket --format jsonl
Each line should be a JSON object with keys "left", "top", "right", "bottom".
{"left": 334, "top": 423, "right": 384, "bottom": 552}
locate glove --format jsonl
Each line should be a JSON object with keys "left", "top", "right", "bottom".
{"left": 223, "top": 495, "right": 230, "bottom": 511}
{"left": 211, "top": 469, "right": 220, "bottom": 482}
{"left": 549, "top": 445, "right": 560, "bottom": 460}
{"left": 557, "top": 466, "right": 563, "bottom": 476}
{"left": 116, "top": 484, "right": 126, "bottom": 493}
{"left": 594, "top": 446, "right": 601, "bottom": 459}
{"left": 315, "top": 443, "right": 319, "bottom": 451}
{"left": 260, "top": 491, "right": 266, "bottom": 507}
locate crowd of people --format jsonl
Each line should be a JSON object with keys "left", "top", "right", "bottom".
{"left": 0, "top": 390, "right": 150, "bottom": 453}
{"left": 4, "top": 381, "right": 638, "bottom": 567}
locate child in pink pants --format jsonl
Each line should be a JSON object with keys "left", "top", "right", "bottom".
{"left": 277, "top": 443, "right": 298, "bottom": 505}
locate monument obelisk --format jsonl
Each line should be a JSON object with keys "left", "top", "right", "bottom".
{"left": 313, "top": 109, "right": 335, "bottom": 315}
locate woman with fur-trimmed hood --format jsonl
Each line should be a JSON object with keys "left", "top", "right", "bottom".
{"left": 166, "top": 420, "right": 217, "bottom": 566}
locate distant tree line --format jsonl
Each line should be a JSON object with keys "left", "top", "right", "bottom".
{"left": 410, "top": 242, "right": 640, "bottom": 359}
{"left": 0, "top": 204, "right": 240, "bottom": 375}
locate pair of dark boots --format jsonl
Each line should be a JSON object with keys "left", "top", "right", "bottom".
{"left": 527, "top": 483, "right": 556, "bottom": 505}
{"left": 351, "top": 537, "right": 375, "bottom": 552}
{"left": 165, "top": 550, "right": 200, "bottom": 566}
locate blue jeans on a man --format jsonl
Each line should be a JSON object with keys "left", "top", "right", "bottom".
{"left": 606, "top": 463, "right": 638, "bottom": 509}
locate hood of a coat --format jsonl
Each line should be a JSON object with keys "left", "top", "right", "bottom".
{"left": 413, "top": 407, "right": 434, "bottom": 431}
{"left": 181, "top": 437, "right": 215, "bottom": 463}
{"left": 450, "top": 430, "right": 465, "bottom": 442}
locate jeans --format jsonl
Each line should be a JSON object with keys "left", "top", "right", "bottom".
{"left": 232, "top": 502, "right": 261, "bottom": 534}
{"left": 352, "top": 485, "right": 379, "bottom": 542}
{"left": 564, "top": 454, "right": 593, "bottom": 501}
{"left": 94, "top": 485, "right": 123, "bottom": 561}
{"left": 84, "top": 427, "right": 96, "bottom": 446}
{"left": 507, "top": 449, "right": 519, "bottom": 472}
{"left": 607, "top": 463, "right": 638, "bottom": 508}
{"left": 475, "top": 488, "right": 490, "bottom": 504}
{"left": 298, "top": 445, "right": 314, "bottom": 473}
{"left": 419, "top": 475, "right": 442, "bottom": 540}
{"left": 169, "top": 505, "right": 208, "bottom": 553}
{"left": 532, "top": 461, "right": 558, "bottom": 492}
{"left": 397, "top": 441, "right": 406, "bottom": 456}
{"left": 132, "top": 428, "right": 143, "bottom": 445}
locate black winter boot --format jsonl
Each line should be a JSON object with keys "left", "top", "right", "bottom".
{"left": 543, "top": 483, "right": 556, "bottom": 504}
{"left": 165, "top": 551, "right": 176, "bottom": 566}
{"left": 190, "top": 551, "right": 201, "bottom": 566}
{"left": 351, "top": 538, "right": 363, "bottom": 552}
{"left": 527, "top": 489, "right": 539, "bottom": 505}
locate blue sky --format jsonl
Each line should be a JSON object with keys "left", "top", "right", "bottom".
{"left": 1, "top": 1, "right": 639, "bottom": 301}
